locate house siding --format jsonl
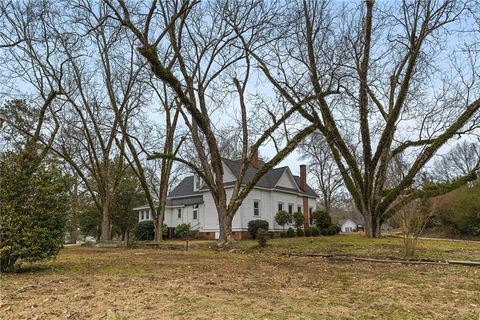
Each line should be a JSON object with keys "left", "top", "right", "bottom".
{"left": 275, "top": 170, "right": 296, "bottom": 188}
{"left": 340, "top": 219, "right": 358, "bottom": 233}
{"left": 145, "top": 188, "right": 317, "bottom": 234}
{"left": 134, "top": 161, "right": 318, "bottom": 236}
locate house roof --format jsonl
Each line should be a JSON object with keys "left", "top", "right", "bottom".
{"left": 168, "top": 176, "right": 202, "bottom": 198}
{"left": 167, "top": 157, "right": 318, "bottom": 199}
{"left": 133, "top": 195, "right": 203, "bottom": 211}
{"left": 166, "top": 196, "right": 203, "bottom": 207}
{"left": 338, "top": 218, "right": 365, "bottom": 226}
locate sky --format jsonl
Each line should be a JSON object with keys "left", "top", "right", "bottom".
{"left": 1, "top": 0, "right": 478, "bottom": 187}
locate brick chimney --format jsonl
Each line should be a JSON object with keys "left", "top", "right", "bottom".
{"left": 251, "top": 150, "right": 259, "bottom": 168}
{"left": 299, "top": 164, "right": 307, "bottom": 191}
{"left": 300, "top": 164, "right": 309, "bottom": 228}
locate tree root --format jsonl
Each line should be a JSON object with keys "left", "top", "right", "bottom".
{"left": 286, "top": 253, "right": 480, "bottom": 266}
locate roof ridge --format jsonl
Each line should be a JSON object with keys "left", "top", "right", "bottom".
{"left": 169, "top": 159, "right": 319, "bottom": 199}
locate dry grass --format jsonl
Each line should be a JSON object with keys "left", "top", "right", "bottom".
{"left": 1, "top": 236, "right": 479, "bottom": 320}
{"left": 234, "top": 234, "right": 480, "bottom": 261}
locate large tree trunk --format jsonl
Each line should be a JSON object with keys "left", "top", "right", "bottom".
{"left": 68, "top": 172, "right": 79, "bottom": 244}
{"left": 218, "top": 212, "right": 234, "bottom": 246}
{"left": 100, "top": 205, "right": 111, "bottom": 241}
{"left": 153, "top": 216, "right": 163, "bottom": 241}
{"left": 364, "top": 213, "right": 381, "bottom": 238}
{"left": 374, "top": 218, "right": 381, "bottom": 237}
{"left": 364, "top": 212, "right": 373, "bottom": 237}
{"left": 68, "top": 228, "right": 78, "bottom": 244}
{"left": 215, "top": 186, "right": 235, "bottom": 246}
{"left": 154, "top": 164, "right": 170, "bottom": 241}
{"left": 124, "top": 228, "right": 130, "bottom": 248}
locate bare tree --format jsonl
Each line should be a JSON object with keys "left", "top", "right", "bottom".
{"left": 0, "top": 1, "right": 24, "bottom": 49}
{"left": 299, "top": 132, "right": 344, "bottom": 213}
{"left": 76, "top": 2, "right": 184, "bottom": 241}
{"left": 1, "top": 1, "right": 135, "bottom": 240}
{"left": 431, "top": 140, "right": 480, "bottom": 181}
{"left": 114, "top": 80, "right": 183, "bottom": 241}
{"left": 106, "top": 0, "right": 317, "bottom": 245}
{"left": 249, "top": 0, "right": 480, "bottom": 237}
{"left": 0, "top": 1, "right": 68, "bottom": 156}
{"left": 392, "top": 197, "right": 433, "bottom": 258}
{"left": 2, "top": 1, "right": 194, "bottom": 242}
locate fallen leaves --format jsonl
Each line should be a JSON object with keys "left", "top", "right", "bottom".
{"left": 0, "top": 245, "right": 478, "bottom": 319}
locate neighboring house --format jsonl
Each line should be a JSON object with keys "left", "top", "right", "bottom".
{"left": 134, "top": 154, "right": 318, "bottom": 239}
{"left": 338, "top": 218, "right": 392, "bottom": 233}
{"left": 338, "top": 218, "right": 365, "bottom": 233}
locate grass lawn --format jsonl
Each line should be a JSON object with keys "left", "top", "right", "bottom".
{"left": 233, "top": 234, "right": 480, "bottom": 261}
{"left": 1, "top": 235, "right": 479, "bottom": 320}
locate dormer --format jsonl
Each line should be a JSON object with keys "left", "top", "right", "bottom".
{"left": 193, "top": 174, "right": 202, "bottom": 192}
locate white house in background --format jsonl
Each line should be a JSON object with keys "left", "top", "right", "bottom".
{"left": 338, "top": 218, "right": 365, "bottom": 233}
{"left": 134, "top": 154, "right": 318, "bottom": 239}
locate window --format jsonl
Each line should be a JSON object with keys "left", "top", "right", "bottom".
{"left": 297, "top": 205, "right": 302, "bottom": 213}
{"left": 278, "top": 202, "right": 283, "bottom": 212}
{"left": 253, "top": 200, "right": 260, "bottom": 216}
{"left": 140, "top": 211, "right": 144, "bottom": 220}
{"left": 177, "top": 208, "right": 182, "bottom": 219}
{"left": 146, "top": 211, "right": 150, "bottom": 220}
{"left": 193, "top": 175, "right": 201, "bottom": 191}
{"left": 288, "top": 203, "right": 293, "bottom": 214}
{"left": 193, "top": 204, "right": 198, "bottom": 220}
{"left": 309, "top": 207, "right": 313, "bottom": 216}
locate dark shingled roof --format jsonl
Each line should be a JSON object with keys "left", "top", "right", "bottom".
{"left": 168, "top": 176, "right": 202, "bottom": 198}
{"left": 166, "top": 196, "right": 203, "bottom": 207}
{"left": 292, "top": 176, "right": 319, "bottom": 198}
{"left": 221, "top": 158, "right": 287, "bottom": 189}
{"left": 133, "top": 195, "right": 203, "bottom": 209}
{"left": 167, "top": 158, "right": 318, "bottom": 199}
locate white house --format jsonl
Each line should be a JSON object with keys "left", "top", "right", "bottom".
{"left": 134, "top": 155, "right": 318, "bottom": 239}
{"left": 338, "top": 218, "right": 364, "bottom": 233}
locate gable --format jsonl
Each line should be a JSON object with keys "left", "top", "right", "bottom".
{"left": 222, "top": 160, "right": 237, "bottom": 183}
{"left": 340, "top": 219, "right": 357, "bottom": 228}
{"left": 168, "top": 158, "right": 318, "bottom": 200}
{"left": 169, "top": 176, "right": 202, "bottom": 197}
{"left": 275, "top": 168, "right": 299, "bottom": 190}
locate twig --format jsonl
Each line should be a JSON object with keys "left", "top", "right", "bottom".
{"left": 11, "top": 285, "right": 36, "bottom": 295}
{"left": 284, "top": 253, "right": 480, "bottom": 267}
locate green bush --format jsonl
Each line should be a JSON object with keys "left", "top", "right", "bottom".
{"left": 296, "top": 228, "right": 304, "bottom": 237}
{"left": 426, "top": 183, "right": 480, "bottom": 237}
{"left": 286, "top": 227, "right": 296, "bottom": 237}
{"left": 248, "top": 220, "right": 269, "bottom": 239}
{"left": 313, "top": 210, "right": 332, "bottom": 229}
{"left": 304, "top": 227, "right": 312, "bottom": 237}
{"left": 292, "top": 211, "right": 304, "bottom": 229}
{"left": 135, "top": 220, "right": 155, "bottom": 240}
{"left": 450, "top": 185, "right": 480, "bottom": 236}
{"left": 275, "top": 210, "right": 292, "bottom": 231}
{"left": 320, "top": 224, "right": 341, "bottom": 236}
{"left": 175, "top": 223, "right": 192, "bottom": 239}
{"left": 311, "top": 226, "right": 320, "bottom": 236}
{"left": 162, "top": 224, "right": 169, "bottom": 237}
{"left": 0, "top": 149, "right": 69, "bottom": 272}
{"left": 331, "top": 224, "right": 341, "bottom": 235}
{"left": 256, "top": 228, "right": 269, "bottom": 248}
